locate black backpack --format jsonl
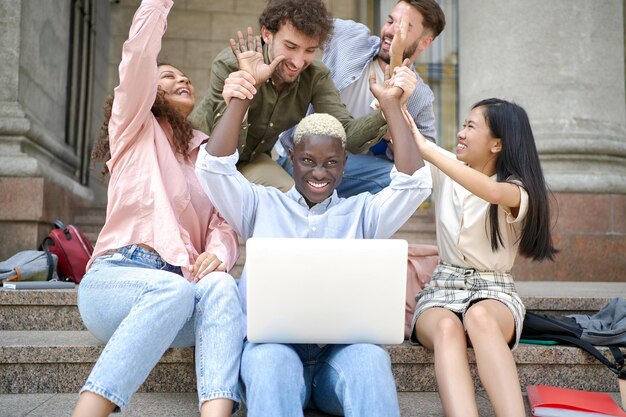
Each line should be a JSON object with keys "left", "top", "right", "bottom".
{"left": 521, "top": 306, "right": 626, "bottom": 380}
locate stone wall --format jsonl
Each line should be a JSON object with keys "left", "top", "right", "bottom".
{"left": 513, "top": 194, "right": 625, "bottom": 281}
{"left": 107, "top": 0, "right": 358, "bottom": 101}
{"left": 460, "top": 0, "right": 626, "bottom": 281}
{"left": 0, "top": 0, "right": 113, "bottom": 259}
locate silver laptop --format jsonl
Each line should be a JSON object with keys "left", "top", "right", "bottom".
{"left": 245, "top": 237, "right": 407, "bottom": 345}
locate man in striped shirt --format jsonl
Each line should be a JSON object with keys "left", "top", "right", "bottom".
{"left": 312, "top": 0, "right": 445, "bottom": 197}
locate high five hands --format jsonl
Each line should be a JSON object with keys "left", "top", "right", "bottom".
{"left": 230, "top": 27, "right": 284, "bottom": 86}
{"left": 223, "top": 27, "right": 284, "bottom": 104}
{"left": 368, "top": 59, "right": 416, "bottom": 154}
{"left": 390, "top": 60, "right": 417, "bottom": 106}
{"left": 388, "top": 15, "right": 416, "bottom": 105}
{"left": 389, "top": 16, "right": 409, "bottom": 73}
{"left": 369, "top": 58, "right": 417, "bottom": 111}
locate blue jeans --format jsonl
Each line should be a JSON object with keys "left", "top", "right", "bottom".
{"left": 278, "top": 153, "right": 393, "bottom": 198}
{"left": 77, "top": 245, "right": 243, "bottom": 410}
{"left": 240, "top": 341, "right": 400, "bottom": 417}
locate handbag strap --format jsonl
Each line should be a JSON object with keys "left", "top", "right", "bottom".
{"left": 53, "top": 220, "right": 67, "bottom": 230}
{"left": 43, "top": 249, "right": 54, "bottom": 281}
{"left": 40, "top": 237, "right": 55, "bottom": 280}
{"left": 541, "top": 333, "right": 626, "bottom": 378}
{"left": 610, "top": 346, "right": 625, "bottom": 374}
{"left": 40, "top": 236, "right": 52, "bottom": 251}
{"left": 53, "top": 220, "right": 71, "bottom": 239}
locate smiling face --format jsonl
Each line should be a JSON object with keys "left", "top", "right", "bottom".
{"left": 157, "top": 64, "right": 195, "bottom": 117}
{"left": 290, "top": 134, "right": 348, "bottom": 207}
{"left": 262, "top": 21, "right": 319, "bottom": 89}
{"left": 378, "top": 1, "right": 433, "bottom": 64}
{"left": 456, "top": 106, "right": 502, "bottom": 174}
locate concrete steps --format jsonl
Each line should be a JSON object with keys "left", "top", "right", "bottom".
{"left": 1, "top": 282, "right": 624, "bottom": 396}
{"left": 391, "top": 205, "right": 436, "bottom": 245}
{"left": 0, "top": 391, "right": 542, "bottom": 417}
{"left": 1, "top": 330, "right": 622, "bottom": 395}
{"left": 5, "top": 206, "right": 625, "bottom": 415}
{"left": 1, "top": 282, "right": 619, "bottom": 331}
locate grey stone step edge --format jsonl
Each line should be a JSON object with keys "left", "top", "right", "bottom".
{"left": 2, "top": 281, "right": 623, "bottom": 311}
{"left": 0, "top": 330, "right": 623, "bottom": 393}
{"left": 1, "top": 282, "right": 624, "bottom": 332}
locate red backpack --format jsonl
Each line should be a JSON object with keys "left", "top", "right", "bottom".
{"left": 41, "top": 220, "right": 94, "bottom": 283}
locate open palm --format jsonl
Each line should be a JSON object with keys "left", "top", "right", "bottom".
{"left": 230, "top": 27, "right": 284, "bottom": 85}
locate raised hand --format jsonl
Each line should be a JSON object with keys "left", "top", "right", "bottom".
{"left": 222, "top": 70, "right": 257, "bottom": 105}
{"left": 370, "top": 65, "right": 425, "bottom": 175}
{"left": 368, "top": 65, "right": 404, "bottom": 108}
{"left": 389, "top": 16, "right": 408, "bottom": 73}
{"left": 229, "top": 27, "right": 284, "bottom": 86}
{"left": 390, "top": 59, "right": 417, "bottom": 105}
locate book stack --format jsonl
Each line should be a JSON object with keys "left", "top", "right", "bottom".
{"left": 526, "top": 385, "right": 626, "bottom": 417}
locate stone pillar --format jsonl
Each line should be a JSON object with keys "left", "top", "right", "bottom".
{"left": 459, "top": 0, "right": 625, "bottom": 280}
{"left": 0, "top": 0, "right": 93, "bottom": 259}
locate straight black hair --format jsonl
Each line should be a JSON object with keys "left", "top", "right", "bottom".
{"left": 473, "top": 98, "right": 558, "bottom": 262}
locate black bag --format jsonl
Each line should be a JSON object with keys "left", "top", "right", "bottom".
{"left": 521, "top": 311, "right": 626, "bottom": 379}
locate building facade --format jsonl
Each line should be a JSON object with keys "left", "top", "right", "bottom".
{"left": 0, "top": 0, "right": 624, "bottom": 280}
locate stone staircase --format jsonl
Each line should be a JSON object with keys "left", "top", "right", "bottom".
{"left": 1, "top": 283, "right": 625, "bottom": 415}
{"left": 2, "top": 206, "right": 624, "bottom": 415}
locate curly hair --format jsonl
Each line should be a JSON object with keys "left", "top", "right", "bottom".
{"left": 259, "top": 0, "right": 333, "bottom": 46}
{"left": 293, "top": 113, "right": 346, "bottom": 147}
{"left": 91, "top": 88, "right": 194, "bottom": 176}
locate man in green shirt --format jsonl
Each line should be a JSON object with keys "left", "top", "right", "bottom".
{"left": 191, "top": 0, "right": 390, "bottom": 191}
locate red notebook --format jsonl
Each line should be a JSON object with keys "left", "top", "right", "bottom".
{"left": 526, "top": 385, "right": 626, "bottom": 417}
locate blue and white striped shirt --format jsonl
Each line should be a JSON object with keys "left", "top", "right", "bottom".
{"left": 322, "top": 18, "right": 437, "bottom": 144}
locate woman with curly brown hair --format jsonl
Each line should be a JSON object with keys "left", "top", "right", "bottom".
{"left": 71, "top": 1, "right": 243, "bottom": 416}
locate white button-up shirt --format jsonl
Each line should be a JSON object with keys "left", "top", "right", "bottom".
{"left": 195, "top": 147, "right": 432, "bottom": 334}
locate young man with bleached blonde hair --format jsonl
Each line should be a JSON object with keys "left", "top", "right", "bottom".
{"left": 195, "top": 29, "right": 432, "bottom": 416}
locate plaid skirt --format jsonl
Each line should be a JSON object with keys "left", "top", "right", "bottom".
{"left": 410, "top": 261, "right": 526, "bottom": 349}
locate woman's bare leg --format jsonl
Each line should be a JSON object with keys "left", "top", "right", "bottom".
{"left": 71, "top": 392, "right": 116, "bottom": 417}
{"left": 414, "top": 307, "right": 479, "bottom": 417}
{"left": 465, "top": 300, "right": 525, "bottom": 417}
{"left": 200, "top": 398, "right": 234, "bottom": 417}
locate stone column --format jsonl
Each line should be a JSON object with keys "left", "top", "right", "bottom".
{"left": 0, "top": 0, "right": 93, "bottom": 258}
{"left": 459, "top": 0, "right": 625, "bottom": 280}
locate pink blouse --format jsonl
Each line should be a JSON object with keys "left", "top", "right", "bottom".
{"left": 89, "top": 0, "right": 239, "bottom": 279}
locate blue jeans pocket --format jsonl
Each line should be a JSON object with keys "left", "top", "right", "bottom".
{"left": 89, "top": 245, "right": 181, "bottom": 275}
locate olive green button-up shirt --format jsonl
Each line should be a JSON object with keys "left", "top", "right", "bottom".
{"left": 190, "top": 45, "right": 387, "bottom": 163}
